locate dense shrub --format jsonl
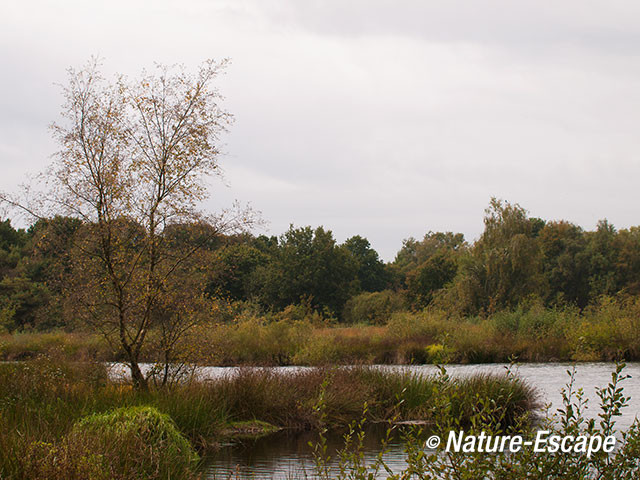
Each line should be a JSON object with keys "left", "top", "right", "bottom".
{"left": 21, "top": 407, "right": 198, "bottom": 480}
{"left": 342, "top": 290, "right": 405, "bottom": 324}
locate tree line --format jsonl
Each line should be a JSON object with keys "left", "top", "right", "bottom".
{"left": 2, "top": 197, "right": 639, "bottom": 332}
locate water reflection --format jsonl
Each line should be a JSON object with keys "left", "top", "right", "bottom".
{"left": 203, "top": 425, "right": 410, "bottom": 480}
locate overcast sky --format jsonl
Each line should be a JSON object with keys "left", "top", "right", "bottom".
{"left": 2, "top": 1, "right": 640, "bottom": 261}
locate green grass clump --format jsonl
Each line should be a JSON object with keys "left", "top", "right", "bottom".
{"left": 219, "top": 420, "right": 281, "bottom": 439}
{"left": 19, "top": 406, "right": 198, "bottom": 480}
{"left": 74, "top": 406, "right": 198, "bottom": 477}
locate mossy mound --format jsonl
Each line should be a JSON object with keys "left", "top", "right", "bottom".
{"left": 70, "top": 406, "right": 198, "bottom": 479}
{"left": 22, "top": 406, "right": 199, "bottom": 480}
{"left": 220, "top": 420, "right": 281, "bottom": 439}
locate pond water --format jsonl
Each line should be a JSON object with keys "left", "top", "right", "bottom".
{"left": 193, "top": 362, "right": 640, "bottom": 480}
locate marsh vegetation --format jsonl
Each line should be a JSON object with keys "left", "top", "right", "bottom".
{"left": 0, "top": 357, "right": 536, "bottom": 479}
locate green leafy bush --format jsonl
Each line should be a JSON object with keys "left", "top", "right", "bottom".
{"left": 342, "top": 290, "right": 405, "bottom": 325}
{"left": 23, "top": 406, "right": 198, "bottom": 480}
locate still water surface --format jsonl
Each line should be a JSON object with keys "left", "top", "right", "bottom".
{"left": 193, "top": 362, "right": 640, "bottom": 479}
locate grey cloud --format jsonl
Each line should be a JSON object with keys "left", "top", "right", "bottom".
{"left": 272, "top": 1, "right": 640, "bottom": 52}
{"left": 2, "top": 1, "right": 640, "bottom": 260}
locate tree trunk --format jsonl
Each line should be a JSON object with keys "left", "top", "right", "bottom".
{"left": 129, "top": 359, "right": 148, "bottom": 391}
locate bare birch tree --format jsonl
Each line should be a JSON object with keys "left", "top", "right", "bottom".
{"left": 6, "top": 58, "right": 256, "bottom": 389}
